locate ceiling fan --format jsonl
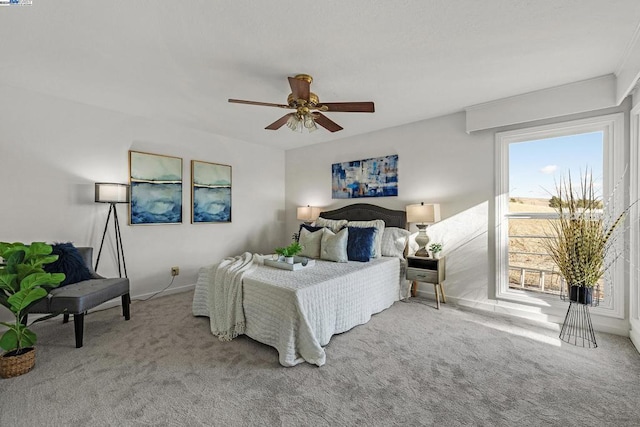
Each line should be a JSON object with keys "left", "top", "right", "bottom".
{"left": 228, "top": 74, "right": 375, "bottom": 133}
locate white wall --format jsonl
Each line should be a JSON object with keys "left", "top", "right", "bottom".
{"left": 286, "top": 103, "right": 634, "bottom": 335}
{"left": 0, "top": 85, "right": 285, "bottom": 320}
{"left": 286, "top": 112, "right": 494, "bottom": 307}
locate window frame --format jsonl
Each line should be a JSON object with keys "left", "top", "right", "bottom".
{"left": 630, "top": 102, "right": 640, "bottom": 337}
{"left": 495, "top": 113, "right": 625, "bottom": 319}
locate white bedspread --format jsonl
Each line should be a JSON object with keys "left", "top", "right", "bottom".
{"left": 193, "top": 255, "right": 403, "bottom": 367}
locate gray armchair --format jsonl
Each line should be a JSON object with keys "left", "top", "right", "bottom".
{"left": 27, "top": 247, "right": 130, "bottom": 348}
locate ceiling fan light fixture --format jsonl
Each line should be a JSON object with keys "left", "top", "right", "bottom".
{"left": 229, "top": 74, "right": 375, "bottom": 132}
{"left": 287, "top": 114, "right": 305, "bottom": 132}
{"left": 304, "top": 114, "right": 317, "bottom": 132}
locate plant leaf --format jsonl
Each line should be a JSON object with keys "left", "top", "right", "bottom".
{"left": 32, "top": 254, "right": 59, "bottom": 268}
{"left": 5, "top": 249, "right": 26, "bottom": 272}
{"left": 7, "top": 287, "right": 48, "bottom": 312}
{"left": 0, "top": 272, "right": 18, "bottom": 292}
{"left": 0, "top": 328, "right": 18, "bottom": 351}
{"left": 20, "top": 272, "right": 63, "bottom": 291}
{"left": 28, "top": 242, "right": 52, "bottom": 257}
{"left": 21, "top": 328, "right": 36, "bottom": 347}
{"left": 48, "top": 273, "right": 65, "bottom": 287}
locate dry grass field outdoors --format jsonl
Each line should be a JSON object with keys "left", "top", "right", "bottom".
{"left": 509, "top": 198, "right": 589, "bottom": 297}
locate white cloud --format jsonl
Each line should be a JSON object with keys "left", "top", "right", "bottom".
{"left": 540, "top": 165, "right": 557, "bottom": 174}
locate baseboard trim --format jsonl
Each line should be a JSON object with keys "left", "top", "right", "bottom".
{"left": 415, "top": 289, "right": 630, "bottom": 336}
{"left": 132, "top": 283, "right": 195, "bottom": 302}
{"left": 630, "top": 319, "right": 640, "bottom": 353}
{"left": 88, "top": 283, "right": 195, "bottom": 313}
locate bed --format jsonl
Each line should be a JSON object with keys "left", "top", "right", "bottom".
{"left": 192, "top": 203, "right": 410, "bottom": 367}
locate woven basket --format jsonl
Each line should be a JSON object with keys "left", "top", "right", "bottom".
{"left": 0, "top": 348, "right": 36, "bottom": 379}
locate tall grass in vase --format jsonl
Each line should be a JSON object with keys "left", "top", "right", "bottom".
{"left": 544, "top": 171, "right": 625, "bottom": 305}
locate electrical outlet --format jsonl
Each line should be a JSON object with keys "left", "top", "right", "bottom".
{"left": 171, "top": 266, "right": 179, "bottom": 276}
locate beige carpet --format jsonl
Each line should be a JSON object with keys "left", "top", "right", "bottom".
{"left": 1, "top": 290, "right": 639, "bottom": 426}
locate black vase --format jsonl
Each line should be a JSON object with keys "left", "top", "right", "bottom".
{"left": 569, "top": 285, "right": 593, "bottom": 305}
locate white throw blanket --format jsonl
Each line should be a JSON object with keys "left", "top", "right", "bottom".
{"left": 208, "top": 252, "right": 258, "bottom": 341}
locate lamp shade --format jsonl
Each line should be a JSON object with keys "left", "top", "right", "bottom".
{"left": 95, "top": 183, "right": 129, "bottom": 203}
{"left": 297, "top": 205, "right": 321, "bottom": 222}
{"left": 406, "top": 203, "right": 441, "bottom": 224}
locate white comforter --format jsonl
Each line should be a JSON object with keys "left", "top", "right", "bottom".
{"left": 193, "top": 255, "right": 404, "bottom": 367}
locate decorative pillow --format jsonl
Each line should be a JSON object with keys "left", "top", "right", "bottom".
{"left": 320, "top": 228, "right": 348, "bottom": 263}
{"left": 43, "top": 242, "right": 93, "bottom": 287}
{"left": 314, "top": 217, "right": 348, "bottom": 233}
{"left": 347, "top": 219, "right": 385, "bottom": 258}
{"left": 347, "top": 227, "right": 376, "bottom": 262}
{"left": 299, "top": 223, "right": 324, "bottom": 234}
{"left": 298, "top": 227, "right": 325, "bottom": 259}
{"left": 381, "top": 227, "right": 411, "bottom": 257}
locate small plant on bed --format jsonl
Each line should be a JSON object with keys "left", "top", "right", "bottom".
{"left": 275, "top": 242, "right": 304, "bottom": 264}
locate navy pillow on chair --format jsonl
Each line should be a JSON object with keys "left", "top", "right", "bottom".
{"left": 44, "top": 242, "right": 93, "bottom": 287}
{"left": 347, "top": 227, "right": 377, "bottom": 262}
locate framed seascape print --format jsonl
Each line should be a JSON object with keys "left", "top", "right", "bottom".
{"left": 331, "top": 154, "right": 398, "bottom": 199}
{"left": 191, "top": 160, "right": 232, "bottom": 223}
{"left": 129, "top": 150, "right": 183, "bottom": 225}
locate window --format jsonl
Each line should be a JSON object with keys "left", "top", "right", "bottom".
{"left": 495, "top": 114, "right": 625, "bottom": 319}
{"left": 508, "top": 133, "right": 603, "bottom": 298}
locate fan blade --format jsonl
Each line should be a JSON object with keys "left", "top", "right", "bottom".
{"left": 319, "top": 102, "right": 375, "bottom": 113}
{"left": 314, "top": 113, "right": 343, "bottom": 132}
{"left": 265, "top": 113, "right": 294, "bottom": 130}
{"left": 228, "top": 99, "right": 290, "bottom": 109}
{"left": 288, "top": 77, "right": 310, "bottom": 101}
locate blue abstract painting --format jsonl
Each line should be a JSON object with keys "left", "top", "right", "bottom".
{"left": 332, "top": 154, "right": 398, "bottom": 199}
{"left": 129, "top": 151, "right": 183, "bottom": 224}
{"left": 191, "top": 160, "right": 231, "bottom": 223}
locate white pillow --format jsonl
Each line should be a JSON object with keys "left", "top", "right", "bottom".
{"left": 347, "top": 219, "right": 385, "bottom": 258}
{"left": 314, "top": 217, "right": 348, "bottom": 233}
{"left": 381, "top": 227, "right": 410, "bottom": 257}
{"left": 298, "top": 227, "right": 325, "bottom": 259}
{"left": 320, "top": 228, "right": 348, "bottom": 262}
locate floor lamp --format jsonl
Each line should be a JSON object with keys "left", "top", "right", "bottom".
{"left": 95, "top": 183, "right": 129, "bottom": 278}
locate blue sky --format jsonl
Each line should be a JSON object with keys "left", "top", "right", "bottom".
{"left": 509, "top": 131, "right": 603, "bottom": 199}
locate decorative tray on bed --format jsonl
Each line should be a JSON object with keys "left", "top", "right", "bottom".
{"left": 264, "top": 256, "right": 315, "bottom": 271}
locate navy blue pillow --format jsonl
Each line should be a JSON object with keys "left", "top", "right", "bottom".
{"left": 299, "top": 223, "right": 324, "bottom": 233}
{"left": 347, "top": 227, "right": 377, "bottom": 262}
{"left": 43, "top": 243, "right": 93, "bottom": 287}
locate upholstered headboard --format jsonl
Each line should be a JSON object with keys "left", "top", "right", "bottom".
{"left": 319, "top": 203, "right": 407, "bottom": 229}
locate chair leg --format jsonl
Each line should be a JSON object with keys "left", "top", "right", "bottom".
{"left": 122, "top": 293, "right": 131, "bottom": 320}
{"left": 63, "top": 313, "right": 70, "bottom": 324}
{"left": 74, "top": 313, "right": 84, "bottom": 348}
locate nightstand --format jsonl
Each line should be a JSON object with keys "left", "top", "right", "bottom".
{"left": 406, "top": 256, "right": 446, "bottom": 309}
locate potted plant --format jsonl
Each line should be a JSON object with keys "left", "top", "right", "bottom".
{"left": 275, "top": 242, "right": 303, "bottom": 264}
{"left": 428, "top": 243, "right": 442, "bottom": 259}
{"left": 543, "top": 172, "right": 625, "bottom": 305}
{"left": 0, "top": 242, "right": 65, "bottom": 378}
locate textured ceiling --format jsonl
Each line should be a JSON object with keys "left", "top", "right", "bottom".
{"left": 1, "top": 1, "right": 640, "bottom": 150}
